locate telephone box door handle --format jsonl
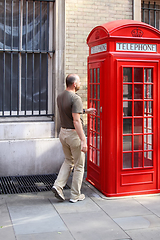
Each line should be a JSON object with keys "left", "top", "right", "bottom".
{"left": 100, "top": 106, "right": 102, "bottom": 113}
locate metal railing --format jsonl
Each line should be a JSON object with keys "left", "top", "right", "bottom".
{"left": 141, "top": 1, "right": 160, "bottom": 29}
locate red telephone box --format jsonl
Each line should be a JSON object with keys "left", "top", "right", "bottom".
{"left": 86, "top": 20, "right": 160, "bottom": 197}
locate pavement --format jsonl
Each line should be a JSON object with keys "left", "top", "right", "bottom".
{"left": 1, "top": 174, "right": 160, "bottom": 240}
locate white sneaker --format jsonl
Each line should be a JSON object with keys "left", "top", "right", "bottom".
{"left": 52, "top": 186, "right": 65, "bottom": 201}
{"left": 70, "top": 194, "right": 85, "bottom": 203}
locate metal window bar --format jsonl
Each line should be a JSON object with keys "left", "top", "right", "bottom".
{"left": 142, "top": 1, "right": 160, "bottom": 29}
{"left": 0, "top": 0, "right": 55, "bottom": 118}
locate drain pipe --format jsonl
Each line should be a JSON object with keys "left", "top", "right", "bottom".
{"left": 132, "top": 0, "right": 141, "bottom": 21}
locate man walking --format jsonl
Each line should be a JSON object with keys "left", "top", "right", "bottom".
{"left": 52, "top": 74, "right": 96, "bottom": 203}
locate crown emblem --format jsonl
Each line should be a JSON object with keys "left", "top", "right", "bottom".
{"left": 131, "top": 28, "right": 144, "bottom": 37}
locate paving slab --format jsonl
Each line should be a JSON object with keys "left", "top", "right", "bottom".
{"left": 126, "top": 227, "right": 160, "bottom": 240}
{"left": 135, "top": 195, "right": 160, "bottom": 217}
{"left": 51, "top": 197, "right": 100, "bottom": 214}
{"left": 0, "top": 198, "right": 16, "bottom": 240}
{"left": 16, "top": 231, "right": 74, "bottom": 240}
{"left": 7, "top": 198, "right": 67, "bottom": 235}
{"left": 92, "top": 197, "right": 152, "bottom": 218}
{"left": 59, "top": 210, "right": 129, "bottom": 240}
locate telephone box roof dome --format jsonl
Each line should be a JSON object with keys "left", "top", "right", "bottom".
{"left": 87, "top": 20, "right": 160, "bottom": 44}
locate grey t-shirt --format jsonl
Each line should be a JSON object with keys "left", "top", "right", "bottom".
{"left": 57, "top": 90, "right": 83, "bottom": 129}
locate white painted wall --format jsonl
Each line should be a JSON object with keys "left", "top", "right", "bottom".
{"left": 0, "top": 122, "right": 65, "bottom": 176}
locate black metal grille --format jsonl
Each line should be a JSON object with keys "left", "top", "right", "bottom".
{"left": 141, "top": 1, "right": 160, "bottom": 30}
{"left": 0, "top": 0, "right": 54, "bottom": 117}
{"left": 0, "top": 174, "right": 59, "bottom": 194}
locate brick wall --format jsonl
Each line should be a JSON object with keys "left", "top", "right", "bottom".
{"left": 65, "top": 0, "right": 132, "bottom": 131}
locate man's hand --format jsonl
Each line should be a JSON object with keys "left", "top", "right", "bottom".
{"left": 81, "top": 140, "right": 88, "bottom": 153}
{"left": 85, "top": 108, "right": 97, "bottom": 114}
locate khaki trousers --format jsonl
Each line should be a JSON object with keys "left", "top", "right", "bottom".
{"left": 54, "top": 128, "right": 85, "bottom": 199}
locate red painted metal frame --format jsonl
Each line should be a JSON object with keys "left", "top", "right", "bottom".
{"left": 86, "top": 20, "right": 160, "bottom": 197}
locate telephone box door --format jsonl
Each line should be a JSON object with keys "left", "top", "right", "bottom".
{"left": 117, "top": 60, "right": 158, "bottom": 194}
{"left": 87, "top": 62, "right": 103, "bottom": 190}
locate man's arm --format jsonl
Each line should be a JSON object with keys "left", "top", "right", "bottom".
{"left": 72, "top": 112, "right": 87, "bottom": 153}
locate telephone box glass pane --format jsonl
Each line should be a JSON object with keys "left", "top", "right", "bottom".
{"left": 134, "top": 101, "right": 143, "bottom": 116}
{"left": 97, "top": 68, "right": 100, "bottom": 83}
{"left": 123, "top": 136, "right": 132, "bottom": 151}
{"left": 134, "top": 152, "right": 143, "bottom": 168}
{"left": 97, "top": 151, "right": 100, "bottom": 166}
{"left": 134, "top": 85, "right": 143, "bottom": 99}
{"left": 144, "top": 69, "right": 152, "bottom": 83}
{"left": 144, "top": 101, "right": 153, "bottom": 116}
{"left": 134, "top": 68, "right": 143, "bottom": 82}
{"left": 97, "top": 134, "right": 100, "bottom": 149}
{"left": 97, "top": 101, "right": 100, "bottom": 116}
{"left": 97, "top": 118, "right": 100, "bottom": 132}
{"left": 144, "top": 118, "right": 153, "bottom": 133}
{"left": 134, "top": 135, "right": 142, "bottom": 150}
{"left": 123, "top": 85, "right": 132, "bottom": 99}
{"left": 94, "top": 85, "right": 96, "bottom": 99}
{"left": 134, "top": 118, "right": 143, "bottom": 133}
{"left": 97, "top": 85, "right": 100, "bottom": 99}
{"left": 144, "top": 135, "right": 153, "bottom": 150}
{"left": 123, "top": 153, "right": 132, "bottom": 168}
{"left": 123, "top": 68, "right": 132, "bottom": 82}
{"left": 94, "top": 117, "right": 97, "bottom": 131}
{"left": 144, "top": 152, "right": 153, "bottom": 167}
{"left": 123, "top": 119, "right": 132, "bottom": 134}
{"left": 94, "top": 69, "right": 96, "bottom": 83}
{"left": 123, "top": 101, "right": 132, "bottom": 116}
{"left": 90, "top": 85, "right": 93, "bottom": 98}
{"left": 90, "top": 69, "right": 93, "bottom": 83}
{"left": 144, "top": 85, "right": 152, "bottom": 99}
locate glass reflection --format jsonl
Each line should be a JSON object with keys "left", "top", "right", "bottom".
{"left": 144, "top": 85, "right": 152, "bottom": 99}
{"left": 90, "top": 69, "right": 93, "bottom": 83}
{"left": 144, "top": 152, "right": 153, "bottom": 167}
{"left": 97, "top": 85, "right": 100, "bottom": 99}
{"left": 144, "top": 101, "right": 153, "bottom": 116}
{"left": 134, "top": 68, "right": 143, "bottom": 82}
{"left": 123, "top": 68, "right": 132, "bottom": 82}
{"left": 134, "top": 101, "right": 143, "bottom": 116}
{"left": 97, "top": 68, "right": 100, "bottom": 83}
{"left": 144, "top": 118, "right": 153, "bottom": 133}
{"left": 144, "top": 69, "right": 152, "bottom": 83}
{"left": 134, "top": 118, "right": 143, "bottom": 133}
{"left": 123, "top": 153, "right": 132, "bottom": 169}
{"left": 123, "top": 136, "right": 132, "bottom": 151}
{"left": 134, "top": 152, "right": 143, "bottom": 168}
{"left": 123, "top": 101, "right": 132, "bottom": 116}
{"left": 134, "top": 84, "right": 143, "bottom": 99}
{"left": 134, "top": 135, "right": 142, "bottom": 150}
{"left": 144, "top": 135, "right": 152, "bottom": 150}
{"left": 123, "top": 84, "right": 132, "bottom": 99}
{"left": 94, "top": 69, "right": 96, "bottom": 83}
{"left": 97, "top": 151, "right": 100, "bottom": 166}
{"left": 97, "top": 118, "right": 100, "bottom": 133}
{"left": 90, "top": 85, "right": 93, "bottom": 98}
{"left": 123, "top": 119, "right": 132, "bottom": 134}
{"left": 94, "top": 85, "right": 96, "bottom": 99}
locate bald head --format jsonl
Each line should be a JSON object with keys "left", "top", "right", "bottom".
{"left": 66, "top": 74, "right": 79, "bottom": 87}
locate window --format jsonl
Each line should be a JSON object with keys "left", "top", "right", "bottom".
{"left": 141, "top": 1, "right": 160, "bottom": 30}
{"left": 0, "top": 0, "right": 54, "bottom": 117}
